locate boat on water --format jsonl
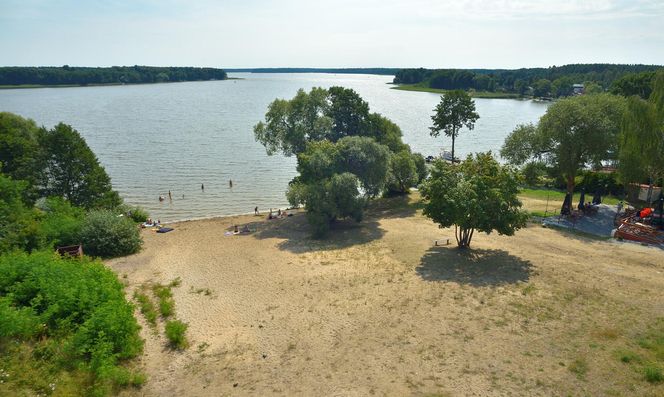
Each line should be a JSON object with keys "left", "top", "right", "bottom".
{"left": 425, "top": 149, "right": 455, "bottom": 163}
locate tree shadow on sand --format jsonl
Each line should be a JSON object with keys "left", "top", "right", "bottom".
{"left": 416, "top": 246, "right": 533, "bottom": 286}
{"left": 252, "top": 212, "right": 386, "bottom": 254}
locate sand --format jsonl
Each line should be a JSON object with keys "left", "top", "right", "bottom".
{"left": 108, "top": 194, "right": 664, "bottom": 396}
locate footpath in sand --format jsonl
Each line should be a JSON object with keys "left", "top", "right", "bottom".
{"left": 108, "top": 195, "right": 664, "bottom": 397}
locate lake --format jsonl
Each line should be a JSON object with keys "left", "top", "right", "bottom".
{"left": 0, "top": 73, "right": 549, "bottom": 222}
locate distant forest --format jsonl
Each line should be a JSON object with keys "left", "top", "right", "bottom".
{"left": 225, "top": 68, "right": 399, "bottom": 75}
{"left": 0, "top": 66, "right": 228, "bottom": 86}
{"left": 393, "top": 64, "right": 664, "bottom": 98}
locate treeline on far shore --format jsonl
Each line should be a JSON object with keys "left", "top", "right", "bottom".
{"left": 393, "top": 64, "right": 664, "bottom": 99}
{"left": 0, "top": 65, "right": 228, "bottom": 87}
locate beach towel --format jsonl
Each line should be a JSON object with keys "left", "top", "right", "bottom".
{"left": 157, "top": 227, "right": 174, "bottom": 233}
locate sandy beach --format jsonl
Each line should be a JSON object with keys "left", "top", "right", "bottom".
{"left": 108, "top": 194, "right": 664, "bottom": 396}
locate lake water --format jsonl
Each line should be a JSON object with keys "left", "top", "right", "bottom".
{"left": 0, "top": 73, "right": 549, "bottom": 222}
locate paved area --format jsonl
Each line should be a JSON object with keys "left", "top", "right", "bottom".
{"left": 542, "top": 204, "right": 618, "bottom": 237}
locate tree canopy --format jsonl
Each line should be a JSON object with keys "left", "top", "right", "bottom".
{"left": 501, "top": 93, "right": 626, "bottom": 194}
{"left": 430, "top": 90, "right": 479, "bottom": 161}
{"left": 420, "top": 152, "right": 528, "bottom": 248}
{"left": 618, "top": 71, "right": 664, "bottom": 193}
{"left": 0, "top": 66, "right": 227, "bottom": 86}
{"left": 394, "top": 64, "right": 664, "bottom": 97}
{"left": 40, "top": 123, "right": 121, "bottom": 209}
{"left": 254, "top": 87, "right": 421, "bottom": 236}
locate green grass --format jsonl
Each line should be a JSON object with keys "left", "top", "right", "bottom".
{"left": 133, "top": 290, "right": 158, "bottom": 329}
{"left": 617, "top": 318, "right": 664, "bottom": 384}
{"left": 165, "top": 320, "right": 189, "bottom": 350}
{"left": 518, "top": 187, "right": 622, "bottom": 205}
{"left": 152, "top": 285, "right": 174, "bottom": 318}
{"left": 390, "top": 84, "right": 522, "bottom": 99}
{"left": 568, "top": 357, "right": 589, "bottom": 379}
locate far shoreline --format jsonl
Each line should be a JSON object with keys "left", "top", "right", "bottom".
{"left": 0, "top": 78, "right": 240, "bottom": 90}
{"left": 390, "top": 84, "right": 524, "bottom": 99}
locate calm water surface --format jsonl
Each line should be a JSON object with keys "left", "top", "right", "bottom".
{"left": 0, "top": 73, "right": 548, "bottom": 222}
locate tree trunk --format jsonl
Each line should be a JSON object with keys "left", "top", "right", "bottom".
{"left": 566, "top": 174, "right": 575, "bottom": 194}
{"left": 451, "top": 130, "right": 456, "bottom": 163}
{"left": 455, "top": 225, "right": 474, "bottom": 248}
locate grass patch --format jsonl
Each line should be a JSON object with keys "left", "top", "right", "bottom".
{"left": 151, "top": 279, "right": 181, "bottom": 318}
{"left": 391, "top": 84, "right": 521, "bottom": 99}
{"left": 644, "top": 364, "right": 663, "bottom": 383}
{"left": 133, "top": 290, "right": 158, "bottom": 329}
{"left": 568, "top": 357, "right": 589, "bottom": 379}
{"left": 165, "top": 320, "right": 189, "bottom": 350}
{"left": 518, "top": 188, "right": 622, "bottom": 205}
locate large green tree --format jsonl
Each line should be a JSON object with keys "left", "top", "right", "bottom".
{"left": 0, "top": 174, "right": 41, "bottom": 253}
{"left": 501, "top": 93, "right": 626, "bottom": 194}
{"left": 40, "top": 123, "right": 121, "bottom": 209}
{"left": 429, "top": 90, "right": 479, "bottom": 162}
{"left": 0, "top": 112, "right": 45, "bottom": 201}
{"left": 618, "top": 71, "right": 664, "bottom": 199}
{"left": 255, "top": 87, "right": 419, "bottom": 235}
{"left": 420, "top": 153, "right": 528, "bottom": 248}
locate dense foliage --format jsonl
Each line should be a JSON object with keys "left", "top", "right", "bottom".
{"left": 501, "top": 94, "right": 626, "bottom": 194}
{"left": 394, "top": 64, "right": 664, "bottom": 97}
{"left": 421, "top": 153, "right": 528, "bottom": 248}
{"left": 79, "top": 210, "right": 142, "bottom": 258}
{"left": 430, "top": 90, "right": 479, "bottom": 160}
{"left": 40, "top": 123, "right": 122, "bottom": 209}
{"left": 255, "top": 87, "right": 421, "bottom": 235}
{"left": 618, "top": 71, "right": 664, "bottom": 196}
{"left": 0, "top": 251, "right": 143, "bottom": 394}
{"left": 0, "top": 65, "right": 227, "bottom": 86}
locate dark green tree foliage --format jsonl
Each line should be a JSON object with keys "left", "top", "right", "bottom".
{"left": 501, "top": 94, "right": 626, "bottom": 194}
{"left": 619, "top": 71, "right": 664, "bottom": 190}
{"left": 611, "top": 71, "right": 657, "bottom": 99}
{"left": 420, "top": 153, "right": 528, "bottom": 248}
{"left": 394, "top": 64, "right": 664, "bottom": 97}
{"left": 40, "top": 123, "right": 121, "bottom": 209}
{"left": 37, "top": 197, "right": 85, "bottom": 248}
{"left": 254, "top": 87, "right": 332, "bottom": 156}
{"left": 386, "top": 150, "right": 419, "bottom": 194}
{"left": 79, "top": 210, "right": 142, "bottom": 257}
{"left": 287, "top": 172, "right": 365, "bottom": 237}
{"left": 532, "top": 79, "right": 552, "bottom": 98}
{"left": 0, "top": 66, "right": 227, "bottom": 86}
{"left": 336, "top": 136, "right": 391, "bottom": 198}
{"left": 0, "top": 112, "right": 44, "bottom": 200}
{"left": 255, "top": 87, "right": 419, "bottom": 235}
{"left": 0, "top": 175, "right": 40, "bottom": 253}
{"left": 0, "top": 250, "right": 143, "bottom": 390}
{"left": 430, "top": 90, "right": 480, "bottom": 161}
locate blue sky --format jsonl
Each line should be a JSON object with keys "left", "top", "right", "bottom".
{"left": 1, "top": 0, "right": 663, "bottom": 68}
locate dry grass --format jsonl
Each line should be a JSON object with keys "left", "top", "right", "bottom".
{"left": 107, "top": 193, "right": 664, "bottom": 396}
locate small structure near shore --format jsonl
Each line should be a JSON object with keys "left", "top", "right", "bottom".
{"left": 56, "top": 244, "right": 83, "bottom": 258}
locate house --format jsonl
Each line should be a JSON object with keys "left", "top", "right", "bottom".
{"left": 573, "top": 84, "right": 584, "bottom": 95}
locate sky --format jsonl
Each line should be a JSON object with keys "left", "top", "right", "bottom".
{"left": 1, "top": 0, "right": 663, "bottom": 69}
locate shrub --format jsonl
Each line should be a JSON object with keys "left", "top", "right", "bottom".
{"left": 165, "top": 320, "right": 188, "bottom": 350}
{"left": 412, "top": 152, "right": 428, "bottom": 184}
{"left": 521, "top": 162, "right": 547, "bottom": 186}
{"left": 152, "top": 284, "right": 175, "bottom": 318}
{"left": 644, "top": 364, "right": 663, "bottom": 383}
{"left": 133, "top": 291, "right": 158, "bottom": 328}
{"left": 116, "top": 205, "right": 149, "bottom": 223}
{"left": 0, "top": 250, "right": 143, "bottom": 393}
{"left": 386, "top": 150, "right": 418, "bottom": 194}
{"left": 79, "top": 209, "right": 142, "bottom": 257}
{"left": 37, "top": 197, "right": 85, "bottom": 248}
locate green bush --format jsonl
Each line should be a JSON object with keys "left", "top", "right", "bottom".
{"left": 644, "top": 364, "right": 663, "bottom": 383}
{"left": 386, "top": 150, "right": 418, "bottom": 194}
{"left": 577, "top": 170, "right": 624, "bottom": 196}
{"left": 79, "top": 209, "right": 142, "bottom": 257}
{"left": 152, "top": 284, "right": 175, "bottom": 318}
{"left": 0, "top": 250, "right": 143, "bottom": 393}
{"left": 165, "top": 320, "right": 188, "bottom": 350}
{"left": 37, "top": 197, "right": 85, "bottom": 248}
{"left": 128, "top": 206, "right": 149, "bottom": 223}
{"left": 521, "top": 162, "right": 547, "bottom": 186}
